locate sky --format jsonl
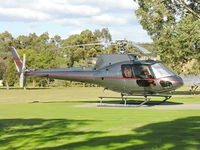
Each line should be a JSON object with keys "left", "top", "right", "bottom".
{"left": 0, "top": 0, "right": 152, "bottom": 43}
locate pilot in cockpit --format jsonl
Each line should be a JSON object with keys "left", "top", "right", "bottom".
{"left": 140, "top": 69, "right": 155, "bottom": 87}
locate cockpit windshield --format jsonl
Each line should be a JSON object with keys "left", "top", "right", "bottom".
{"left": 151, "top": 63, "right": 175, "bottom": 78}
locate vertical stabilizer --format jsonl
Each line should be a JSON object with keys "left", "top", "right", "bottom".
{"left": 10, "top": 47, "right": 23, "bottom": 72}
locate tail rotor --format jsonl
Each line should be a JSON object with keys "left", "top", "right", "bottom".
{"left": 10, "top": 47, "right": 27, "bottom": 89}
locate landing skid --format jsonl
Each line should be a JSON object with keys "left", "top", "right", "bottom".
{"left": 98, "top": 94, "right": 172, "bottom": 107}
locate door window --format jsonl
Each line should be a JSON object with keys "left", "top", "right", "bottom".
{"left": 121, "top": 65, "right": 133, "bottom": 78}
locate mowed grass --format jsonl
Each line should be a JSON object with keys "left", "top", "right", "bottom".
{"left": 0, "top": 87, "right": 120, "bottom": 104}
{"left": 0, "top": 87, "right": 200, "bottom": 150}
{"left": 0, "top": 86, "right": 199, "bottom": 104}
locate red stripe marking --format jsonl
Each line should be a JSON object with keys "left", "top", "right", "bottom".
{"left": 13, "top": 57, "right": 21, "bottom": 60}
{"left": 19, "top": 72, "right": 182, "bottom": 82}
{"left": 16, "top": 62, "right": 23, "bottom": 66}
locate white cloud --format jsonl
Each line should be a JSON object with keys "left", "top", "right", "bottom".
{"left": 67, "top": 0, "right": 138, "bottom": 10}
{"left": 0, "top": 0, "right": 138, "bottom": 23}
{"left": 91, "top": 14, "right": 129, "bottom": 26}
{"left": 0, "top": 7, "right": 51, "bottom": 21}
{"left": 0, "top": 0, "right": 152, "bottom": 42}
{"left": 35, "top": 0, "right": 101, "bottom": 17}
{"left": 54, "top": 18, "right": 82, "bottom": 26}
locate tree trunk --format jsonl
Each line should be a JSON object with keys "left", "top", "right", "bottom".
{"left": 6, "top": 80, "right": 9, "bottom": 90}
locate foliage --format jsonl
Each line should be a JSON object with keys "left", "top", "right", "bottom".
{"left": 0, "top": 32, "right": 65, "bottom": 87}
{"left": 62, "top": 29, "right": 111, "bottom": 67}
{"left": 136, "top": 0, "right": 200, "bottom": 74}
{"left": 94, "top": 28, "right": 112, "bottom": 42}
{"left": 0, "top": 31, "right": 13, "bottom": 86}
{"left": 0, "top": 28, "right": 114, "bottom": 87}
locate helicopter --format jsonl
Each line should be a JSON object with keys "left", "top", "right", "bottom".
{"left": 10, "top": 40, "right": 183, "bottom": 106}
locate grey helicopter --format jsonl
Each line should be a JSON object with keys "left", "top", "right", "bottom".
{"left": 10, "top": 40, "right": 183, "bottom": 106}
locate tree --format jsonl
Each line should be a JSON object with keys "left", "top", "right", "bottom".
{"left": 61, "top": 29, "right": 107, "bottom": 67}
{"left": 94, "top": 28, "right": 112, "bottom": 43}
{"left": 170, "top": 0, "right": 200, "bottom": 19}
{"left": 0, "top": 29, "right": 113, "bottom": 87}
{"left": 134, "top": 0, "right": 200, "bottom": 19}
{"left": 135, "top": 0, "right": 200, "bottom": 74}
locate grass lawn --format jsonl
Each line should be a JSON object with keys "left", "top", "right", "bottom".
{"left": 0, "top": 87, "right": 199, "bottom": 150}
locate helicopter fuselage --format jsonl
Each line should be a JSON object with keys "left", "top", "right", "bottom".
{"left": 22, "top": 59, "right": 183, "bottom": 95}
{"left": 11, "top": 45, "right": 183, "bottom": 95}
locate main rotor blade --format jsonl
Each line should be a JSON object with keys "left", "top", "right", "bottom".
{"left": 61, "top": 43, "right": 105, "bottom": 48}
{"left": 129, "top": 42, "right": 151, "bottom": 55}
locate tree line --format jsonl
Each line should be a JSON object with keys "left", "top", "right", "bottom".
{"left": 0, "top": 28, "right": 116, "bottom": 87}
{"left": 0, "top": 0, "right": 199, "bottom": 88}
{"left": 135, "top": 0, "right": 200, "bottom": 74}
{"left": 0, "top": 28, "right": 145, "bottom": 88}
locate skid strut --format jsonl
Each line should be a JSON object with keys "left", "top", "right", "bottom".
{"left": 158, "top": 96, "right": 172, "bottom": 104}
{"left": 136, "top": 96, "right": 150, "bottom": 107}
{"left": 98, "top": 94, "right": 172, "bottom": 107}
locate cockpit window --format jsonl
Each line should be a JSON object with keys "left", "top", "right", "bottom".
{"left": 132, "top": 64, "right": 155, "bottom": 87}
{"left": 151, "top": 63, "right": 175, "bottom": 78}
{"left": 133, "top": 65, "right": 152, "bottom": 78}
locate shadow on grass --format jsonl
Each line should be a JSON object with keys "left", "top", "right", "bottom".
{"left": 172, "top": 90, "right": 200, "bottom": 95}
{"left": 99, "top": 100, "right": 183, "bottom": 106}
{"left": 0, "top": 117, "right": 199, "bottom": 150}
{"left": 38, "top": 116, "right": 199, "bottom": 150}
{"left": 41, "top": 100, "right": 183, "bottom": 106}
{"left": 121, "top": 100, "right": 183, "bottom": 106}
{"left": 0, "top": 118, "right": 103, "bottom": 149}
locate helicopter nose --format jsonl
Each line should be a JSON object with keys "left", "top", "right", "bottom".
{"left": 159, "top": 75, "right": 183, "bottom": 89}
{"left": 172, "top": 75, "right": 184, "bottom": 89}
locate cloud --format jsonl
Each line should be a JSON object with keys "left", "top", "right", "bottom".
{"left": 67, "top": 0, "right": 138, "bottom": 11}
{"left": 91, "top": 14, "right": 129, "bottom": 26}
{"left": 0, "top": 0, "right": 152, "bottom": 42}
{"left": 35, "top": 0, "right": 101, "bottom": 17}
{"left": 0, "top": 0, "right": 138, "bottom": 25}
{"left": 0, "top": 7, "right": 51, "bottom": 22}
{"left": 54, "top": 18, "right": 83, "bottom": 26}
{"left": 0, "top": 0, "right": 101, "bottom": 23}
